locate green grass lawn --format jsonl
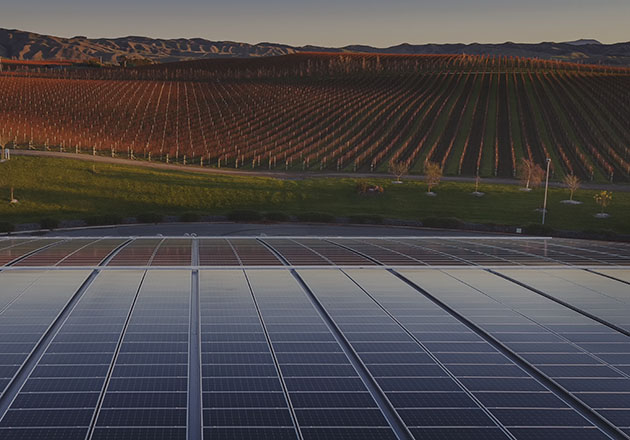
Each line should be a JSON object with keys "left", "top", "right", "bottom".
{"left": 1, "top": 156, "right": 629, "bottom": 234}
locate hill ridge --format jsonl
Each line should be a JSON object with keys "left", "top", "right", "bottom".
{"left": 1, "top": 28, "right": 630, "bottom": 66}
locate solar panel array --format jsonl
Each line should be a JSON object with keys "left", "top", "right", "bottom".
{"left": 0, "top": 236, "right": 628, "bottom": 439}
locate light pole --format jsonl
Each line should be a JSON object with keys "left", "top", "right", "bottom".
{"left": 542, "top": 158, "right": 551, "bottom": 225}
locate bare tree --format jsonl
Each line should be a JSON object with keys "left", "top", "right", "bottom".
{"left": 517, "top": 158, "right": 544, "bottom": 190}
{"left": 424, "top": 161, "right": 443, "bottom": 193}
{"left": 563, "top": 174, "right": 580, "bottom": 201}
{"left": 388, "top": 160, "right": 409, "bottom": 183}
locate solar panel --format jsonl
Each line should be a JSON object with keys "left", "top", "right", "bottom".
{"left": 0, "top": 236, "right": 627, "bottom": 439}
{"left": 400, "top": 268, "right": 630, "bottom": 434}
{"left": 306, "top": 268, "right": 609, "bottom": 438}
{"left": 260, "top": 239, "right": 332, "bottom": 266}
{"left": 0, "top": 270, "right": 144, "bottom": 440}
{"left": 246, "top": 269, "right": 399, "bottom": 439}
{"left": 294, "top": 239, "right": 376, "bottom": 266}
{"left": 13, "top": 239, "right": 97, "bottom": 267}
{"left": 230, "top": 239, "right": 283, "bottom": 266}
{"left": 497, "top": 268, "right": 630, "bottom": 333}
{"left": 91, "top": 270, "right": 190, "bottom": 439}
{"left": 0, "top": 239, "right": 63, "bottom": 266}
{"left": 57, "top": 239, "right": 128, "bottom": 266}
{"left": 200, "top": 270, "right": 299, "bottom": 440}
{"left": 106, "top": 239, "right": 162, "bottom": 266}
{"left": 199, "top": 239, "right": 240, "bottom": 266}
{"left": 150, "top": 239, "right": 192, "bottom": 266}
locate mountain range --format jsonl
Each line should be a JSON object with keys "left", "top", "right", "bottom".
{"left": 2, "top": 28, "right": 630, "bottom": 66}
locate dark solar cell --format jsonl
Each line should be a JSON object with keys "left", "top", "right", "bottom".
{"left": 103, "top": 392, "right": 187, "bottom": 408}
{"left": 507, "top": 427, "right": 612, "bottom": 440}
{"left": 410, "top": 427, "right": 510, "bottom": 440}
{"left": 203, "top": 392, "right": 287, "bottom": 408}
{"left": 204, "top": 408, "right": 294, "bottom": 426}
{"left": 295, "top": 409, "right": 388, "bottom": 426}
{"left": 203, "top": 427, "right": 298, "bottom": 440}
{"left": 91, "top": 427, "right": 187, "bottom": 440}
{"left": 398, "top": 408, "right": 496, "bottom": 426}
{"left": 387, "top": 392, "right": 477, "bottom": 408}
{"left": 284, "top": 377, "right": 368, "bottom": 392}
{"left": 300, "top": 427, "right": 399, "bottom": 440}
{"left": 0, "top": 409, "right": 94, "bottom": 426}
{"left": 475, "top": 392, "right": 569, "bottom": 408}
{"left": 11, "top": 392, "right": 100, "bottom": 409}
{"left": 203, "top": 377, "right": 283, "bottom": 392}
{"left": 97, "top": 408, "right": 187, "bottom": 426}
{"left": 492, "top": 408, "right": 589, "bottom": 426}
{"left": 0, "top": 428, "right": 88, "bottom": 440}
{"left": 290, "top": 392, "right": 377, "bottom": 408}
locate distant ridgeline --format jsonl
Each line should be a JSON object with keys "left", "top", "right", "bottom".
{"left": 1, "top": 53, "right": 628, "bottom": 79}
{"left": 0, "top": 53, "right": 629, "bottom": 182}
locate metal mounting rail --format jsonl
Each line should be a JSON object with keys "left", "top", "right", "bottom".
{"left": 188, "top": 239, "right": 202, "bottom": 440}
{"left": 257, "top": 238, "right": 414, "bottom": 440}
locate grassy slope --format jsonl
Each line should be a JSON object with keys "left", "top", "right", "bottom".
{"left": 0, "top": 157, "right": 628, "bottom": 234}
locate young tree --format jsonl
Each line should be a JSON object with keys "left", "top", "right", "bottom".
{"left": 563, "top": 174, "right": 581, "bottom": 201}
{"left": 517, "top": 158, "right": 544, "bottom": 190}
{"left": 388, "top": 160, "right": 409, "bottom": 183}
{"left": 593, "top": 190, "right": 612, "bottom": 214}
{"left": 424, "top": 161, "right": 443, "bottom": 194}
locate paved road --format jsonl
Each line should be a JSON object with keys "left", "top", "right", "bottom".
{"left": 22, "top": 222, "right": 511, "bottom": 237}
{"left": 11, "top": 150, "right": 630, "bottom": 191}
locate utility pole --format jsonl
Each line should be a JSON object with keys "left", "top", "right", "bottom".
{"left": 542, "top": 158, "right": 551, "bottom": 225}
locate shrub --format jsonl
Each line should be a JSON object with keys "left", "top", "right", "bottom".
{"left": 136, "top": 212, "right": 163, "bottom": 224}
{"left": 523, "top": 223, "right": 555, "bottom": 236}
{"left": 84, "top": 214, "right": 123, "bottom": 226}
{"left": 582, "top": 229, "right": 618, "bottom": 240}
{"left": 180, "top": 212, "right": 201, "bottom": 222}
{"left": 228, "top": 210, "right": 263, "bottom": 222}
{"left": 0, "top": 222, "right": 15, "bottom": 233}
{"left": 347, "top": 214, "right": 384, "bottom": 224}
{"left": 264, "top": 212, "right": 291, "bottom": 222}
{"left": 422, "top": 217, "right": 464, "bottom": 229}
{"left": 40, "top": 217, "right": 59, "bottom": 230}
{"left": 356, "top": 181, "right": 384, "bottom": 194}
{"left": 297, "top": 212, "right": 335, "bottom": 223}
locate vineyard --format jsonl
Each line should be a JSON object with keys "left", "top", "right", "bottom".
{"left": 1, "top": 53, "right": 629, "bottom": 182}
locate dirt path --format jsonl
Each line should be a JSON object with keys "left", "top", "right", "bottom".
{"left": 11, "top": 149, "right": 630, "bottom": 191}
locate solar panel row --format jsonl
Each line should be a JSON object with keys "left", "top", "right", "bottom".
{"left": 1, "top": 237, "right": 630, "bottom": 267}
{"left": 0, "top": 237, "right": 628, "bottom": 439}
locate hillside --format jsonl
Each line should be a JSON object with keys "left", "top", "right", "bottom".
{"left": 2, "top": 28, "right": 630, "bottom": 66}
{"left": 1, "top": 53, "right": 629, "bottom": 182}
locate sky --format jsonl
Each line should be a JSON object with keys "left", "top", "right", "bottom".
{"left": 3, "top": 0, "right": 629, "bottom": 47}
